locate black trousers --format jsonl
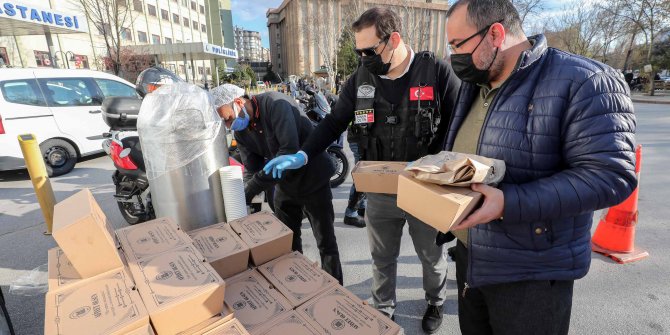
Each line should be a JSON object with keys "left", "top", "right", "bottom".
{"left": 455, "top": 241, "right": 574, "bottom": 335}
{"left": 274, "top": 184, "right": 343, "bottom": 285}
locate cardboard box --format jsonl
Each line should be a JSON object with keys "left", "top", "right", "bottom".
{"left": 397, "top": 173, "right": 483, "bottom": 233}
{"left": 202, "top": 318, "right": 250, "bottom": 335}
{"left": 116, "top": 217, "right": 192, "bottom": 263}
{"left": 47, "top": 247, "right": 129, "bottom": 292}
{"left": 127, "top": 245, "right": 226, "bottom": 335}
{"left": 44, "top": 269, "right": 149, "bottom": 335}
{"left": 176, "top": 309, "right": 235, "bottom": 335}
{"left": 52, "top": 189, "right": 124, "bottom": 278}
{"left": 298, "top": 286, "right": 400, "bottom": 335}
{"left": 257, "top": 251, "right": 337, "bottom": 307}
{"left": 188, "top": 223, "right": 251, "bottom": 279}
{"left": 125, "top": 324, "right": 156, "bottom": 335}
{"left": 229, "top": 211, "right": 292, "bottom": 266}
{"left": 254, "top": 311, "right": 321, "bottom": 335}
{"left": 351, "top": 161, "right": 408, "bottom": 194}
{"left": 223, "top": 269, "right": 291, "bottom": 332}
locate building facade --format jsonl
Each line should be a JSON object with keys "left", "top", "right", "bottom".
{"left": 217, "top": 0, "right": 237, "bottom": 69}
{"left": 234, "top": 26, "right": 263, "bottom": 62}
{"left": 0, "top": 0, "right": 236, "bottom": 84}
{"left": 267, "top": 0, "right": 450, "bottom": 79}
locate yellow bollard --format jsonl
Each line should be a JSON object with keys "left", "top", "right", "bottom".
{"left": 18, "top": 134, "right": 56, "bottom": 235}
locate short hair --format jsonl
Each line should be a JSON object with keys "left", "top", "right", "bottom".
{"left": 446, "top": 0, "right": 524, "bottom": 36}
{"left": 351, "top": 7, "right": 402, "bottom": 39}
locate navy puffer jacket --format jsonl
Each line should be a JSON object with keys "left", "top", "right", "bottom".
{"left": 444, "top": 35, "right": 637, "bottom": 288}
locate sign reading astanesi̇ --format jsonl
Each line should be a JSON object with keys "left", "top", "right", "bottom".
{"left": 0, "top": 1, "right": 88, "bottom": 33}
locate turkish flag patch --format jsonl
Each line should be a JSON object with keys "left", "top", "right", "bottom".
{"left": 410, "top": 86, "right": 434, "bottom": 101}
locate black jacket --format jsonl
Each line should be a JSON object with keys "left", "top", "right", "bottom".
{"left": 301, "top": 52, "right": 461, "bottom": 158}
{"left": 235, "top": 92, "right": 335, "bottom": 198}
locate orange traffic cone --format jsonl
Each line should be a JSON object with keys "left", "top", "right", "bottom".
{"left": 591, "top": 145, "right": 649, "bottom": 264}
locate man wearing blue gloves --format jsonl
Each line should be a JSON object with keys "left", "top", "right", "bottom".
{"left": 211, "top": 84, "right": 343, "bottom": 284}
{"left": 264, "top": 7, "right": 461, "bottom": 334}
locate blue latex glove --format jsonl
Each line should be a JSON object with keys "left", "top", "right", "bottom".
{"left": 263, "top": 153, "right": 306, "bottom": 179}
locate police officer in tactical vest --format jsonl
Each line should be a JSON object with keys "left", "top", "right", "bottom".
{"left": 264, "top": 7, "right": 461, "bottom": 333}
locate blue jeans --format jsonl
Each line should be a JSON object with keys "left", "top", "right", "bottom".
{"left": 346, "top": 141, "right": 366, "bottom": 217}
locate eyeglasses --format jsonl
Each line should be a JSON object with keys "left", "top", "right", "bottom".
{"left": 447, "top": 19, "right": 503, "bottom": 54}
{"left": 354, "top": 36, "right": 390, "bottom": 57}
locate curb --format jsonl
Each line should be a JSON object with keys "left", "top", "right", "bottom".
{"left": 631, "top": 97, "right": 670, "bottom": 105}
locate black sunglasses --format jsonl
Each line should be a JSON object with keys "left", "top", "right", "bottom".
{"left": 354, "top": 35, "right": 390, "bottom": 57}
{"left": 452, "top": 19, "right": 504, "bottom": 49}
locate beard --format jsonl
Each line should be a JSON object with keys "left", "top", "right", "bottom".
{"left": 476, "top": 40, "right": 505, "bottom": 84}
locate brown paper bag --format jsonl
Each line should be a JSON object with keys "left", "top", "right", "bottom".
{"left": 405, "top": 151, "right": 505, "bottom": 186}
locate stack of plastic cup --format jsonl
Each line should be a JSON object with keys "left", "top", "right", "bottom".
{"left": 219, "top": 166, "right": 247, "bottom": 221}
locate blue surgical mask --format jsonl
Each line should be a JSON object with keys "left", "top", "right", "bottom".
{"left": 230, "top": 104, "right": 250, "bottom": 131}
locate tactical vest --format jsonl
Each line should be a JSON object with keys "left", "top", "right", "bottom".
{"left": 349, "top": 51, "right": 441, "bottom": 162}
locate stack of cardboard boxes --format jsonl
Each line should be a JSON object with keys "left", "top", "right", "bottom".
{"left": 44, "top": 190, "right": 402, "bottom": 335}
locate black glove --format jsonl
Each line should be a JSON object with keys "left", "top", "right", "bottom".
{"left": 435, "top": 232, "right": 455, "bottom": 246}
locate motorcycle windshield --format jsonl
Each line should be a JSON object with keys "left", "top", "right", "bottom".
{"left": 314, "top": 93, "right": 330, "bottom": 114}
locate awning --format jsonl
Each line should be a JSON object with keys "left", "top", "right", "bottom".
{"left": 0, "top": 1, "right": 88, "bottom": 36}
{"left": 124, "top": 42, "right": 238, "bottom": 62}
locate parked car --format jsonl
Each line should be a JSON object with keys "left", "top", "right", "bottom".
{"left": 0, "top": 68, "right": 137, "bottom": 176}
{"left": 255, "top": 81, "right": 266, "bottom": 89}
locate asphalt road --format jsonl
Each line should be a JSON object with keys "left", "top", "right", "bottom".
{"left": 1, "top": 102, "right": 669, "bottom": 335}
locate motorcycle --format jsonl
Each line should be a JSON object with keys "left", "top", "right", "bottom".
{"left": 297, "top": 87, "right": 349, "bottom": 188}
{"left": 101, "top": 67, "right": 185, "bottom": 224}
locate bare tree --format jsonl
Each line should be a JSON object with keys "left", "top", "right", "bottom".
{"left": 301, "top": 0, "right": 340, "bottom": 87}
{"left": 397, "top": 0, "right": 432, "bottom": 51}
{"left": 70, "top": 0, "right": 133, "bottom": 75}
{"left": 548, "top": 2, "right": 601, "bottom": 57}
{"left": 602, "top": 0, "right": 670, "bottom": 94}
{"left": 593, "top": 1, "right": 629, "bottom": 64}
{"left": 510, "top": 0, "right": 546, "bottom": 25}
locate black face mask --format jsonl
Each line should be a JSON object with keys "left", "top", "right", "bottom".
{"left": 451, "top": 34, "right": 498, "bottom": 84}
{"left": 362, "top": 42, "right": 395, "bottom": 76}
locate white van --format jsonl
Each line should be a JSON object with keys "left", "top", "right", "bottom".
{"left": 0, "top": 68, "right": 137, "bottom": 176}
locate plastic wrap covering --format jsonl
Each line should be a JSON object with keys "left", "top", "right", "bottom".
{"left": 137, "top": 82, "right": 228, "bottom": 231}
{"left": 9, "top": 264, "right": 47, "bottom": 296}
{"left": 138, "top": 82, "right": 222, "bottom": 181}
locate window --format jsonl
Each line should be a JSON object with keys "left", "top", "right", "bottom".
{"left": 206, "top": 67, "right": 211, "bottom": 75}
{"left": 121, "top": 28, "right": 133, "bottom": 41}
{"left": 165, "top": 37, "right": 173, "bottom": 44}
{"left": 201, "top": 24, "right": 206, "bottom": 33}
{"left": 199, "top": 4, "right": 204, "bottom": 14}
{"left": 179, "top": 65, "right": 185, "bottom": 73}
{"left": 72, "top": 55, "right": 89, "bottom": 69}
{"left": 152, "top": 34, "right": 161, "bottom": 44}
{"left": 193, "top": 21, "right": 199, "bottom": 30}
{"left": 198, "top": 66, "right": 203, "bottom": 75}
{"left": 133, "top": 0, "right": 143, "bottom": 12}
{"left": 39, "top": 78, "right": 100, "bottom": 107}
{"left": 0, "top": 47, "right": 9, "bottom": 66}
{"left": 181, "top": 0, "right": 187, "bottom": 7}
{"left": 190, "top": 1, "right": 196, "bottom": 10}
{"left": 137, "top": 31, "right": 148, "bottom": 43}
{"left": 0, "top": 80, "right": 47, "bottom": 106}
{"left": 34, "top": 51, "right": 53, "bottom": 67}
{"left": 176, "top": 39, "right": 182, "bottom": 43}
{"left": 173, "top": 13, "right": 179, "bottom": 24}
{"left": 183, "top": 18, "right": 189, "bottom": 27}
{"left": 94, "top": 79, "right": 137, "bottom": 98}
{"left": 147, "top": 4, "right": 157, "bottom": 16}
{"left": 161, "top": 9, "right": 169, "bottom": 20}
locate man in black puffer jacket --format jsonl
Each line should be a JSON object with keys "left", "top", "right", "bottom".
{"left": 442, "top": 1, "right": 637, "bottom": 334}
